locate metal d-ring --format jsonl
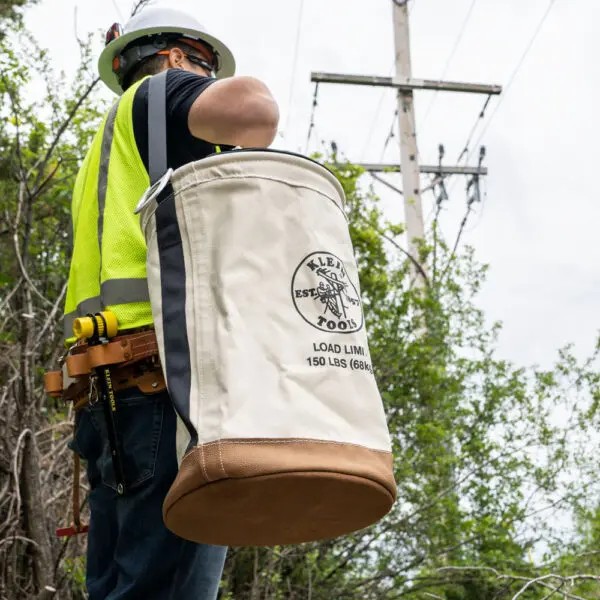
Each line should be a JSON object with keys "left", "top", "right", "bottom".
{"left": 134, "top": 168, "right": 173, "bottom": 214}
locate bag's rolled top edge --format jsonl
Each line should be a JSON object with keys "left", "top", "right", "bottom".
{"left": 170, "top": 148, "right": 347, "bottom": 209}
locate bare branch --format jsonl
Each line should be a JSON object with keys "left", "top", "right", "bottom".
{"left": 357, "top": 213, "right": 429, "bottom": 287}
{"left": 0, "top": 277, "right": 23, "bottom": 315}
{"left": 130, "top": 0, "right": 153, "bottom": 17}
{"left": 378, "top": 228, "right": 430, "bottom": 288}
{"left": 13, "top": 232, "right": 53, "bottom": 308}
{"left": 32, "top": 281, "right": 67, "bottom": 349}
{"left": 539, "top": 582, "right": 564, "bottom": 600}
{"left": 13, "top": 428, "right": 33, "bottom": 518}
{"left": 32, "top": 159, "right": 62, "bottom": 197}
{"left": 370, "top": 172, "right": 403, "bottom": 196}
{"left": 0, "top": 535, "right": 39, "bottom": 549}
{"left": 437, "top": 565, "right": 500, "bottom": 577}
{"left": 33, "top": 77, "right": 100, "bottom": 192}
{"left": 440, "top": 200, "right": 475, "bottom": 282}
{"left": 436, "top": 567, "right": 592, "bottom": 600}
{"left": 512, "top": 575, "right": 583, "bottom": 600}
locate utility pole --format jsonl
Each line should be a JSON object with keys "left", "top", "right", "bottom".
{"left": 393, "top": 0, "right": 424, "bottom": 273}
{"left": 310, "top": 0, "right": 503, "bottom": 282}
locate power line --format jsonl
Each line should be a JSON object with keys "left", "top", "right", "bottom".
{"left": 466, "top": 0, "right": 560, "bottom": 162}
{"left": 359, "top": 90, "right": 387, "bottom": 162}
{"left": 305, "top": 82, "right": 320, "bottom": 154}
{"left": 419, "top": 0, "right": 479, "bottom": 132}
{"left": 359, "top": 64, "right": 395, "bottom": 161}
{"left": 380, "top": 108, "right": 399, "bottom": 161}
{"left": 284, "top": 0, "right": 306, "bottom": 137}
{"left": 370, "top": 172, "right": 403, "bottom": 196}
{"left": 310, "top": 125, "right": 325, "bottom": 154}
{"left": 446, "top": 0, "right": 559, "bottom": 199}
{"left": 456, "top": 94, "right": 492, "bottom": 163}
{"left": 111, "top": 0, "right": 125, "bottom": 20}
{"left": 464, "top": 175, "right": 487, "bottom": 235}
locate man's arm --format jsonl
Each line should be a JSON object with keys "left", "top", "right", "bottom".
{"left": 187, "top": 76, "right": 279, "bottom": 148}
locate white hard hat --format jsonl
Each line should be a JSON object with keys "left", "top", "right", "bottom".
{"left": 98, "top": 7, "right": 236, "bottom": 95}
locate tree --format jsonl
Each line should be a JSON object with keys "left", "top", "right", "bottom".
{"left": 0, "top": 0, "right": 35, "bottom": 24}
{"left": 218, "top": 155, "right": 600, "bottom": 600}
{"left": 0, "top": 19, "right": 104, "bottom": 599}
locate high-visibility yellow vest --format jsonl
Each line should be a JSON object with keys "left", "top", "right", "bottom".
{"left": 63, "top": 78, "right": 151, "bottom": 345}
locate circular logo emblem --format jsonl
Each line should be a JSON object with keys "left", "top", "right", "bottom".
{"left": 291, "top": 252, "right": 364, "bottom": 334}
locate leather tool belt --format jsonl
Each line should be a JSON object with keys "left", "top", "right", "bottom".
{"left": 45, "top": 330, "right": 166, "bottom": 407}
{"left": 45, "top": 329, "right": 166, "bottom": 538}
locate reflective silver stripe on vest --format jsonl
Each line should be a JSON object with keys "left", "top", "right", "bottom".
{"left": 63, "top": 278, "right": 150, "bottom": 340}
{"left": 63, "top": 296, "right": 103, "bottom": 341}
{"left": 101, "top": 278, "right": 150, "bottom": 306}
{"left": 97, "top": 101, "right": 120, "bottom": 291}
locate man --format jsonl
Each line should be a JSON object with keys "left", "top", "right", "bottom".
{"left": 64, "top": 7, "right": 279, "bottom": 599}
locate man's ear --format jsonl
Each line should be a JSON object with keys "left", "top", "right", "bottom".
{"left": 167, "top": 47, "right": 186, "bottom": 69}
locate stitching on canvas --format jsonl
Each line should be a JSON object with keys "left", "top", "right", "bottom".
{"left": 196, "top": 439, "right": 392, "bottom": 454}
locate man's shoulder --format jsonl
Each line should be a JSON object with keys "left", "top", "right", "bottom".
{"left": 130, "top": 70, "right": 219, "bottom": 173}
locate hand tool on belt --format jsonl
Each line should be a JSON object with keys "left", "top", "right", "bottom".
{"left": 45, "top": 311, "right": 166, "bottom": 537}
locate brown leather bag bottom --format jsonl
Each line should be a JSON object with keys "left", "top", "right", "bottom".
{"left": 163, "top": 439, "right": 397, "bottom": 547}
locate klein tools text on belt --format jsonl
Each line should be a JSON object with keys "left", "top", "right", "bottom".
{"left": 44, "top": 312, "right": 166, "bottom": 538}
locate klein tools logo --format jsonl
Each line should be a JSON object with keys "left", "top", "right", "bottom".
{"left": 292, "top": 252, "right": 363, "bottom": 333}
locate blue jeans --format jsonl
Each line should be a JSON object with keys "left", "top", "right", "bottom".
{"left": 71, "top": 387, "right": 227, "bottom": 600}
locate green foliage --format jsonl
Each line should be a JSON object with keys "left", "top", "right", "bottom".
{"left": 221, "top": 156, "right": 600, "bottom": 599}
{"left": 61, "top": 556, "right": 87, "bottom": 596}
{"left": 0, "top": 0, "right": 36, "bottom": 25}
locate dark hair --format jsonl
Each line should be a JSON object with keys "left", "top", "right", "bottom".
{"left": 122, "top": 40, "right": 208, "bottom": 90}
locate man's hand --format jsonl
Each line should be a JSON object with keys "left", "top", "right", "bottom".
{"left": 188, "top": 76, "right": 279, "bottom": 148}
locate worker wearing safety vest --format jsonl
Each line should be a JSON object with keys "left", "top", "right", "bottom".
{"left": 64, "top": 7, "right": 279, "bottom": 599}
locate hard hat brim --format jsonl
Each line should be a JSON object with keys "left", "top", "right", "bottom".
{"left": 98, "top": 25, "right": 236, "bottom": 95}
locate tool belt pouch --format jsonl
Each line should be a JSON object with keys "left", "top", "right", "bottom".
{"left": 44, "top": 371, "right": 64, "bottom": 398}
{"left": 137, "top": 72, "right": 397, "bottom": 547}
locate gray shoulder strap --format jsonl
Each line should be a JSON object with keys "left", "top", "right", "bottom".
{"left": 148, "top": 70, "right": 169, "bottom": 185}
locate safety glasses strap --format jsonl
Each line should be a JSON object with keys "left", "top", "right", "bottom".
{"left": 184, "top": 53, "right": 215, "bottom": 75}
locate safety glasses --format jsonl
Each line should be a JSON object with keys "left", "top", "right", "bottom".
{"left": 183, "top": 53, "right": 215, "bottom": 74}
{"left": 155, "top": 50, "right": 215, "bottom": 75}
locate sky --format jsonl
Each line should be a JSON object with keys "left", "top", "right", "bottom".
{"left": 25, "top": 0, "right": 600, "bottom": 370}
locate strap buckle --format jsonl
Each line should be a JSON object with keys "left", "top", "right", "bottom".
{"left": 134, "top": 168, "right": 173, "bottom": 214}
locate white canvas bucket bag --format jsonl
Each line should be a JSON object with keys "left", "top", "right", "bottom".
{"left": 136, "top": 72, "right": 397, "bottom": 546}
